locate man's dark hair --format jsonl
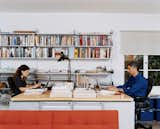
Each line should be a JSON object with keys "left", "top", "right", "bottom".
{"left": 127, "top": 61, "right": 140, "bottom": 71}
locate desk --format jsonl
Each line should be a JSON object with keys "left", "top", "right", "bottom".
{"left": 10, "top": 91, "right": 135, "bottom": 129}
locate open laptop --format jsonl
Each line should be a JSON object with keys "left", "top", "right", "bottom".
{"left": 32, "top": 80, "right": 50, "bottom": 89}
{"left": 41, "top": 80, "right": 50, "bottom": 89}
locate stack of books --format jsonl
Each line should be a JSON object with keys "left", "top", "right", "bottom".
{"left": 50, "top": 87, "right": 72, "bottom": 98}
{"left": 50, "top": 82, "right": 74, "bottom": 98}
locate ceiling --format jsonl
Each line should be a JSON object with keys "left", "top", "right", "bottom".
{"left": 0, "top": 0, "right": 160, "bottom": 13}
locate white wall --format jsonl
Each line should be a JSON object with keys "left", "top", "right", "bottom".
{"left": 1, "top": 13, "right": 160, "bottom": 85}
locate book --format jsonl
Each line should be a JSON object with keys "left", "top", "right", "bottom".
{"left": 79, "top": 35, "right": 83, "bottom": 46}
{"left": 100, "top": 48, "right": 106, "bottom": 58}
{"left": 36, "top": 48, "right": 42, "bottom": 58}
{"left": 95, "top": 47, "right": 100, "bottom": 58}
{"left": 74, "top": 48, "right": 79, "bottom": 58}
{"left": 87, "top": 36, "right": 90, "bottom": 46}
{"left": 0, "top": 48, "right": 1, "bottom": 57}
{"left": 51, "top": 48, "right": 55, "bottom": 58}
{"left": 69, "top": 47, "right": 74, "bottom": 59}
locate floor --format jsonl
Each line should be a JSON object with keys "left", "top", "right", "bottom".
{"left": 138, "top": 121, "right": 160, "bottom": 129}
{"left": 153, "top": 122, "right": 160, "bottom": 129}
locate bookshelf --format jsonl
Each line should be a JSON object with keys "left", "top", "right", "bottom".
{"left": 0, "top": 32, "right": 113, "bottom": 60}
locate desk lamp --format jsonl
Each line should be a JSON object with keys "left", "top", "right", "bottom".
{"left": 57, "top": 51, "right": 71, "bottom": 82}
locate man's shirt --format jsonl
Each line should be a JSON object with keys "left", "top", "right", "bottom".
{"left": 118, "top": 73, "right": 148, "bottom": 97}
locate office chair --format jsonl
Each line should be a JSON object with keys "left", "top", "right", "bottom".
{"left": 135, "top": 79, "right": 153, "bottom": 129}
{"left": 7, "top": 77, "right": 18, "bottom": 97}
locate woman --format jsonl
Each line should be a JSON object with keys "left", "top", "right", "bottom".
{"left": 14, "top": 65, "right": 41, "bottom": 95}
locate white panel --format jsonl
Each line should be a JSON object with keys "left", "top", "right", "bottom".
{"left": 103, "top": 102, "right": 135, "bottom": 129}
{"left": 121, "top": 31, "right": 160, "bottom": 55}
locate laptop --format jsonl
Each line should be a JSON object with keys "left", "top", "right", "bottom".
{"left": 42, "top": 80, "right": 50, "bottom": 89}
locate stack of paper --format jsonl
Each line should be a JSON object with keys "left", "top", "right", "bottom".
{"left": 50, "top": 87, "right": 72, "bottom": 98}
{"left": 24, "top": 89, "right": 46, "bottom": 95}
{"left": 97, "top": 90, "right": 116, "bottom": 96}
{"left": 73, "top": 88, "right": 96, "bottom": 98}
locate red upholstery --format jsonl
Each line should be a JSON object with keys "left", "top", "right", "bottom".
{"left": 0, "top": 111, "right": 52, "bottom": 129}
{"left": 0, "top": 110, "right": 119, "bottom": 129}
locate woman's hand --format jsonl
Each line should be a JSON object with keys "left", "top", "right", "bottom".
{"left": 33, "top": 83, "right": 41, "bottom": 89}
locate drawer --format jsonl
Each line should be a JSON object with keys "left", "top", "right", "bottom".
{"left": 40, "top": 102, "right": 72, "bottom": 110}
{"left": 73, "top": 102, "right": 102, "bottom": 110}
{"left": 9, "top": 102, "right": 39, "bottom": 110}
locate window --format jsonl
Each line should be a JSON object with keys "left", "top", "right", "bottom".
{"left": 148, "top": 55, "right": 160, "bottom": 86}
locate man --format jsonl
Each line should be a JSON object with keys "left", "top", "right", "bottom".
{"left": 108, "top": 61, "right": 148, "bottom": 98}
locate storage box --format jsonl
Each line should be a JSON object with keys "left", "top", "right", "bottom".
{"left": 156, "top": 99, "right": 160, "bottom": 109}
{"left": 140, "top": 110, "right": 154, "bottom": 121}
{"left": 155, "top": 110, "right": 160, "bottom": 121}
{"left": 149, "top": 99, "right": 155, "bottom": 109}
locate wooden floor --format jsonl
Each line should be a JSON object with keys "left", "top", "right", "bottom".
{"left": 153, "top": 122, "right": 160, "bottom": 129}
{"left": 138, "top": 122, "right": 160, "bottom": 129}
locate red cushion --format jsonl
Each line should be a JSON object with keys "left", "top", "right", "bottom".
{"left": 53, "top": 111, "right": 70, "bottom": 124}
{"left": 53, "top": 125, "right": 117, "bottom": 129}
{"left": 53, "top": 110, "right": 118, "bottom": 125}
{"left": 0, "top": 125, "right": 51, "bottom": 129}
{"left": 20, "top": 111, "right": 52, "bottom": 125}
{"left": 0, "top": 110, "right": 119, "bottom": 129}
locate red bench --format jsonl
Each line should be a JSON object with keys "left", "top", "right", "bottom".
{"left": 0, "top": 110, "right": 119, "bottom": 129}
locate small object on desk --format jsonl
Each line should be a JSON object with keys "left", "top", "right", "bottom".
{"left": 97, "top": 90, "right": 116, "bottom": 96}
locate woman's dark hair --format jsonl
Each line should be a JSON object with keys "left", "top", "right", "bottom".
{"left": 127, "top": 61, "right": 140, "bottom": 71}
{"left": 14, "top": 65, "right": 30, "bottom": 78}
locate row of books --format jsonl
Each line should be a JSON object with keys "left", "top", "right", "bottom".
{"left": 74, "top": 35, "right": 112, "bottom": 46}
{"left": 0, "top": 47, "right": 68, "bottom": 58}
{"left": 0, "top": 47, "right": 111, "bottom": 59}
{"left": 72, "top": 47, "right": 111, "bottom": 59}
{"left": 0, "top": 35, "right": 35, "bottom": 46}
{"left": 0, "top": 35, "right": 112, "bottom": 46}
{"left": 35, "top": 35, "right": 74, "bottom": 46}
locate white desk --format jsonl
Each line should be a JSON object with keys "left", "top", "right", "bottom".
{"left": 10, "top": 91, "right": 135, "bottom": 129}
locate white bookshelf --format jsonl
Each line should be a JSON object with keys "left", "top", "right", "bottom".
{"left": 0, "top": 32, "right": 113, "bottom": 60}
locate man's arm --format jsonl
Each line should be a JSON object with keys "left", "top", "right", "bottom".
{"left": 124, "top": 81, "right": 146, "bottom": 97}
